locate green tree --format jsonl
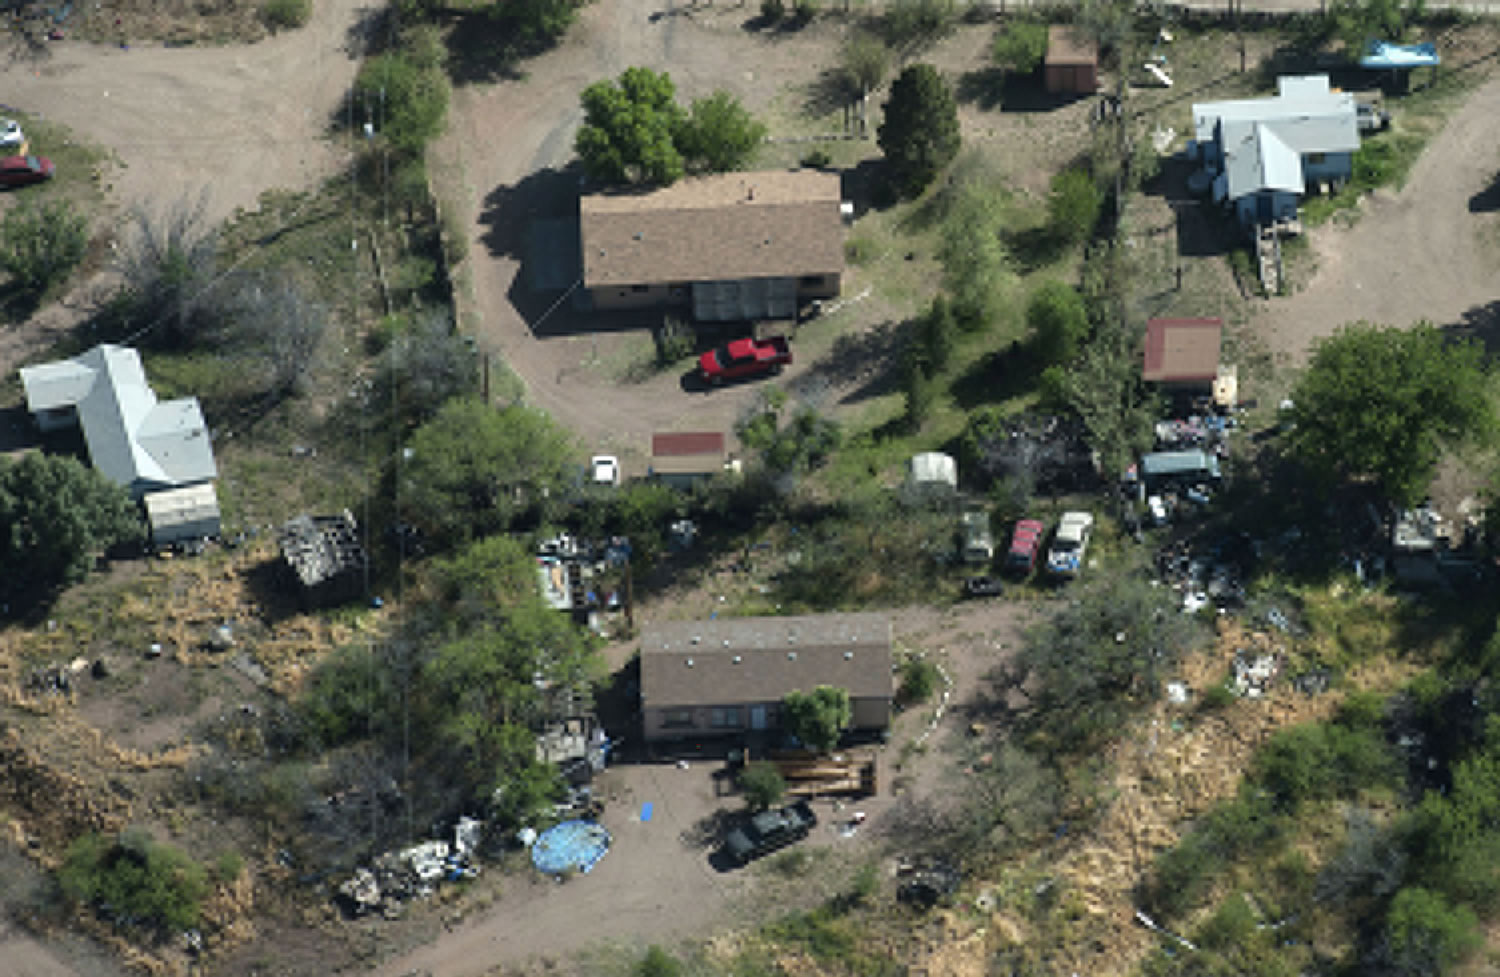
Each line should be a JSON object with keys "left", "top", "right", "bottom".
{"left": 59, "top": 830, "right": 208, "bottom": 933}
{"left": 354, "top": 51, "right": 450, "bottom": 156}
{"left": 1027, "top": 280, "right": 1089, "bottom": 367}
{"left": 937, "top": 181, "right": 1009, "bottom": 329}
{"left": 576, "top": 67, "right": 687, "bottom": 186}
{"left": 1381, "top": 887, "right": 1480, "bottom": 976}
{"left": 1329, "top": 0, "right": 1425, "bottom": 55}
{"left": 897, "top": 655, "right": 940, "bottom": 707}
{"left": 877, "top": 63, "right": 961, "bottom": 198}
{"left": 840, "top": 32, "right": 892, "bottom": 99}
{"left": 1003, "top": 575, "right": 1203, "bottom": 754}
{"left": 0, "top": 453, "right": 141, "bottom": 599}
{"left": 781, "top": 685, "right": 852, "bottom": 752}
{"left": 1288, "top": 322, "right": 1494, "bottom": 506}
{"left": 676, "top": 91, "right": 767, "bottom": 174}
{"left": 738, "top": 760, "right": 786, "bottom": 811}
{"left": 1047, "top": 167, "right": 1103, "bottom": 248}
{"left": 915, "top": 295, "right": 957, "bottom": 373}
{"left": 400, "top": 398, "right": 575, "bottom": 548}
{"left": 0, "top": 199, "right": 89, "bottom": 300}
{"left": 992, "top": 19, "right": 1048, "bottom": 74}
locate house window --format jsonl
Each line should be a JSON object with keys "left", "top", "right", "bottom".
{"left": 662, "top": 709, "right": 694, "bottom": 728}
{"left": 631, "top": 284, "right": 651, "bottom": 293}
{"left": 710, "top": 707, "right": 742, "bottom": 729}
{"left": 1307, "top": 152, "right": 1327, "bottom": 165}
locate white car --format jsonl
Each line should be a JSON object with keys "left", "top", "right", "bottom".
{"left": 0, "top": 120, "right": 24, "bottom": 150}
{"left": 590, "top": 455, "right": 620, "bottom": 487}
{"left": 1047, "top": 511, "right": 1094, "bottom": 578}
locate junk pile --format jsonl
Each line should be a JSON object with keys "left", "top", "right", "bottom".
{"left": 337, "top": 817, "right": 484, "bottom": 917}
{"left": 1155, "top": 537, "right": 1248, "bottom": 612}
{"left": 1153, "top": 414, "right": 1234, "bottom": 455}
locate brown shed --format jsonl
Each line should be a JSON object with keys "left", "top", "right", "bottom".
{"left": 1044, "top": 26, "right": 1099, "bottom": 95}
{"left": 1142, "top": 318, "right": 1223, "bottom": 390}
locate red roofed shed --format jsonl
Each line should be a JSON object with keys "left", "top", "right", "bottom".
{"left": 1143, "top": 318, "right": 1223, "bottom": 389}
{"left": 651, "top": 431, "right": 730, "bottom": 488}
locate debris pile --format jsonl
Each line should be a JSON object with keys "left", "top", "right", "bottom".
{"left": 337, "top": 818, "right": 485, "bottom": 918}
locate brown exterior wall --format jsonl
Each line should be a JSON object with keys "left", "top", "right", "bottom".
{"left": 642, "top": 695, "right": 891, "bottom": 744}
{"left": 1045, "top": 63, "right": 1097, "bottom": 95}
{"left": 589, "top": 282, "right": 685, "bottom": 312}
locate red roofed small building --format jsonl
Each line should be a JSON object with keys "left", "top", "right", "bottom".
{"left": 1143, "top": 318, "right": 1223, "bottom": 393}
{"left": 1045, "top": 26, "right": 1099, "bottom": 95}
{"left": 650, "top": 431, "right": 735, "bottom": 488}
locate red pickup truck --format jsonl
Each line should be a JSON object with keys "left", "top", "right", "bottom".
{"left": 698, "top": 336, "right": 792, "bottom": 385}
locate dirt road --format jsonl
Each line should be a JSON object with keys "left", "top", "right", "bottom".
{"left": 1255, "top": 74, "right": 1500, "bottom": 361}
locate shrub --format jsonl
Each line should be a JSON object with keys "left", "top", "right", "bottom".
{"left": 739, "top": 761, "right": 786, "bottom": 811}
{"left": 1026, "top": 280, "right": 1089, "bottom": 367}
{"left": 801, "top": 148, "right": 833, "bottom": 169}
{"left": 992, "top": 19, "right": 1048, "bottom": 74}
{"left": 760, "top": 0, "right": 785, "bottom": 21}
{"left": 1381, "top": 886, "right": 1481, "bottom": 976}
{"left": 898, "top": 656, "right": 940, "bottom": 707}
{"left": 655, "top": 314, "right": 694, "bottom": 366}
{"left": 1046, "top": 167, "right": 1102, "bottom": 248}
{"left": 793, "top": 0, "right": 819, "bottom": 21}
{"left": 883, "top": 0, "right": 958, "bottom": 51}
{"left": 1198, "top": 683, "right": 1236, "bottom": 711}
{"left": 262, "top": 0, "right": 312, "bottom": 30}
{"left": 354, "top": 51, "right": 450, "bottom": 156}
{"left": 0, "top": 199, "right": 89, "bottom": 300}
{"left": 59, "top": 830, "right": 208, "bottom": 933}
{"left": 636, "top": 945, "right": 684, "bottom": 977}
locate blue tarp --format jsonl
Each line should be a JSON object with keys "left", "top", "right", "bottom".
{"left": 1359, "top": 41, "right": 1439, "bottom": 69}
{"left": 530, "top": 820, "right": 611, "bottom": 876}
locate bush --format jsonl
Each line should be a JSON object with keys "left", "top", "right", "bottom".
{"left": 793, "top": 0, "right": 818, "bottom": 21}
{"left": 262, "top": 0, "right": 312, "bottom": 30}
{"left": 883, "top": 0, "right": 958, "bottom": 51}
{"left": 1026, "top": 280, "right": 1089, "bottom": 368}
{"left": 992, "top": 19, "right": 1048, "bottom": 74}
{"left": 354, "top": 51, "right": 450, "bottom": 156}
{"left": 654, "top": 314, "right": 694, "bottom": 366}
{"left": 59, "top": 830, "right": 208, "bottom": 933}
{"left": 739, "top": 760, "right": 786, "bottom": 811}
{"left": 636, "top": 945, "right": 684, "bottom": 977}
{"left": 1047, "top": 168, "right": 1102, "bottom": 248}
{"left": 0, "top": 198, "right": 89, "bottom": 300}
{"left": 1198, "top": 683, "right": 1236, "bottom": 711}
{"left": 1381, "top": 886, "right": 1481, "bottom": 976}
{"left": 801, "top": 148, "right": 833, "bottom": 169}
{"left": 760, "top": 0, "right": 785, "bottom": 21}
{"left": 898, "top": 656, "right": 940, "bottom": 707}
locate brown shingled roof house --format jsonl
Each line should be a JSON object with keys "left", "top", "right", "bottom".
{"left": 1143, "top": 318, "right": 1223, "bottom": 387}
{"left": 579, "top": 170, "right": 846, "bottom": 322}
{"left": 639, "top": 613, "right": 893, "bottom": 745}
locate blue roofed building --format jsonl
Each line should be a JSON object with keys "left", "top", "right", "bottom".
{"left": 1191, "top": 75, "right": 1361, "bottom": 231}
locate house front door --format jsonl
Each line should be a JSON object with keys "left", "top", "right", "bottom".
{"left": 749, "top": 706, "right": 767, "bottom": 731}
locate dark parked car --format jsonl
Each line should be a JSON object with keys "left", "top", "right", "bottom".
{"left": 723, "top": 800, "right": 817, "bottom": 865}
{"left": 963, "top": 575, "right": 1004, "bottom": 599}
{"left": 1005, "top": 518, "right": 1045, "bottom": 576}
{"left": 0, "top": 154, "right": 53, "bottom": 187}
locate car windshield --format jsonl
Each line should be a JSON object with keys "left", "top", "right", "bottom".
{"left": 1053, "top": 539, "right": 1079, "bottom": 553}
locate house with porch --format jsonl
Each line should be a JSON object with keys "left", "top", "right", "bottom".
{"left": 639, "top": 612, "right": 893, "bottom": 746}
{"left": 19, "top": 343, "right": 220, "bottom": 544}
{"left": 1191, "top": 75, "right": 1360, "bottom": 231}
{"left": 579, "top": 170, "right": 846, "bottom": 322}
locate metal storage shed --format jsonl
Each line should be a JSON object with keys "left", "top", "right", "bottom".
{"left": 144, "top": 483, "right": 222, "bottom": 545}
{"left": 1045, "top": 26, "right": 1098, "bottom": 95}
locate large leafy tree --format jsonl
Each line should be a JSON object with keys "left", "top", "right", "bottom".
{"left": 1027, "top": 280, "right": 1090, "bottom": 367}
{"left": 877, "top": 63, "right": 960, "bottom": 198}
{"left": 1288, "top": 322, "right": 1494, "bottom": 506}
{"left": 0, "top": 453, "right": 141, "bottom": 600}
{"left": 575, "top": 67, "right": 687, "bottom": 186}
{"left": 400, "top": 397, "right": 574, "bottom": 548}
{"left": 781, "top": 685, "right": 852, "bottom": 752}
{"left": 676, "top": 91, "right": 767, "bottom": 174}
{"left": 0, "top": 198, "right": 89, "bottom": 301}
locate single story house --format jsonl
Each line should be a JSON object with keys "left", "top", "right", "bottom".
{"left": 579, "top": 170, "right": 846, "bottom": 322}
{"left": 1045, "top": 26, "right": 1099, "bottom": 95}
{"left": 1191, "top": 75, "right": 1360, "bottom": 229}
{"left": 639, "top": 612, "right": 893, "bottom": 745}
{"left": 1143, "top": 317, "right": 1223, "bottom": 394}
{"left": 19, "top": 344, "right": 220, "bottom": 543}
{"left": 649, "top": 431, "right": 736, "bottom": 489}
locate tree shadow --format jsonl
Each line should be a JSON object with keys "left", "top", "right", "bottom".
{"left": 442, "top": 11, "right": 541, "bottom": 86}
{"left": 794, "top": 319, "right": 910, "bottom": 407}
{"left": 1440, "top": 299, "right": 1500, "bottom": 357}
{"left": 950, "top": 340, "right": 1034, "bottom": 411}
{"left": 840, "top": 158, "right": 899, "bottom": 217}
{"left": 342, "top": 3, "right": 388, "bottom": 60}
{"left": 804, "top": 66, "right": 855, "bottom": 118}
{"left": 954, "top": 67, "right": 1007, "bottom": 111}
{"left": 1468, "top": 171, "right": 1500, "bottom": 214}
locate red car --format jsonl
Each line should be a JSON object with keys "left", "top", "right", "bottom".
{"left": 1005, "top": 518, "right": 1046, "bottom": 575}
{"left": 0, "top": 155, "right": 54, "bottom": 187}
{"left": 698, "top": 335, "right": 792, "bottom": 385}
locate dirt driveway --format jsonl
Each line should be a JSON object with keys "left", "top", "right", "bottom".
{"left": 372, "top": 598, "right": 1031, "bottom": 977}
{"left": 1254, "top": 74, "right": 1500, "bottom": 362}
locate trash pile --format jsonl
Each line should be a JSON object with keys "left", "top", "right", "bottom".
{"left": 336, "top": 816, "right": 484, "bottom": 918}
{"left": 1153, "top": 414, "right": 1234, "bottom": 456}
{"left": 1155, "top": 538, "right": 1248, "bottom": 613}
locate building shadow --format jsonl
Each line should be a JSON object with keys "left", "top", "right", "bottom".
{"left": 1469, "top": 172, "right": 1500, "bottom": 214}
{"left": 1139, "top": 153, "right": 1237, "bottom": 259}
